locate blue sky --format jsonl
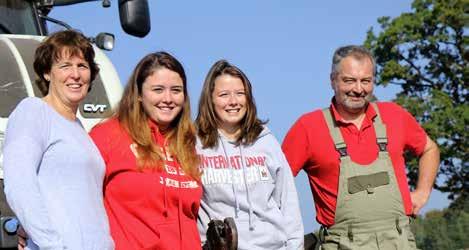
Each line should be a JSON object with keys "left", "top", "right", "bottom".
{"left": 49, "top": 0, "right": 449, "bottom": 233}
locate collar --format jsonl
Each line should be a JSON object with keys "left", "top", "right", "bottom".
{"left": 329, "top": 97, "right": 378, "bottom": 126}
{"left": 148, "top": 119, "right": 167, "bottom": 146}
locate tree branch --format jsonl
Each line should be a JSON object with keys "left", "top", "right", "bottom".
{"left": 400, "top": 55, "right": 438, "bottom": 86}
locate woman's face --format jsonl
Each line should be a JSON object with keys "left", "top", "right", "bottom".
{"left": 212, "top": 74, "right": 247, "bottom": 135}
{"left": 45, "top": 51, "right": 91, "bottom": 107}
{"left": 140, "top": 68, "right": 185, "bottom": 130}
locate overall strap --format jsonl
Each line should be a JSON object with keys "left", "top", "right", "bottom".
{"left": 322, "top": 108, "right": 348, "bottom": 157}
{"left": 370, "top": 103, "right": 388, "bottom": 152}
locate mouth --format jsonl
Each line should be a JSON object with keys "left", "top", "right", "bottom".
{"left": 66, "top": 83, "right": 84, "bottom": 90}
{"left": 346, "top": 93, "right": 367, "bottom": 100}
{"left": 225, "top": 108, "right": 241, "bottom": 114}
{"left": 157, "top": 106, "right": 176, "bottom": 112}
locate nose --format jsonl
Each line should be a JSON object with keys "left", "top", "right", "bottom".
{"left": 352, "top": 82, "right": 364, "bottom": 93}
{"left": 228, "top": 93, "right": 238, "bottom": 106}
{"left": 162, "top": 90, "right": 172, "bottom": 103}
{"left": 70, "top": 66, "right": 80, "bottom": 79}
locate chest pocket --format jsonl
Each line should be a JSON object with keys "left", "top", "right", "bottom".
{"left": 348, "top": 171, "right": 390, "bottom": 194}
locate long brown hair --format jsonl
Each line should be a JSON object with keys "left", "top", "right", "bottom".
{"left": 196, "top": 60, "right": 266, "bottom": 148}
{"left": 116, "top": 51, "right": 199, "bottom": 179}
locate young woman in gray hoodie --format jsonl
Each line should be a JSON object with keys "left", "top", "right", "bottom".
{"left": 195, "top": 60, "right": 304, "bottom": 250}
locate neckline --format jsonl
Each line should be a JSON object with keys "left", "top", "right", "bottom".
{"left": 32, "top": 97, "right": 81, "bottom": 125}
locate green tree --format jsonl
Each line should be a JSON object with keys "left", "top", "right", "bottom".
{"left": 364, "top": 0, "right": 468, "bottom": 201}
{"left": 411, "top": 200, "right": 469, "bottom": 249}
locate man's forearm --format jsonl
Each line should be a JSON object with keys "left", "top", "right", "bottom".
{"left": 416, "top": 137, "right": 440, "bottom": 194}
{"left": 410, "top": 137, "right": 440, "bottom": 214}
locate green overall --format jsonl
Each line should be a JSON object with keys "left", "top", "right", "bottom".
{"left": 321, "top": 103, "right": 418, "bottom": 250}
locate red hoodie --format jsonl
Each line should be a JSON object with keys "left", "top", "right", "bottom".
{"left": 90, "top": 118, "right": 202, "bottom": 250}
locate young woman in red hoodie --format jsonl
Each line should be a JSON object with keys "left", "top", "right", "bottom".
{"left": 89, "top": 52, "right": 202, "bottom": 250}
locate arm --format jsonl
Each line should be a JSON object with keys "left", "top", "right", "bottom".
{"left": 273, "top": 141, "right": 304, "bottom": 249}
{"left": 397, "top": 104, "right": 441, "bottom": 216}
{"left": 3, "top": 102, "right": 63, "bottom": 249}
{"left": 410, "top": 136, "right": 440, "bottom": 215}
{"left": 281, "top": 118, "right": 310, "bottom": 176}
{"left": 89, "top": 123, "right": 110, "bottom": 164}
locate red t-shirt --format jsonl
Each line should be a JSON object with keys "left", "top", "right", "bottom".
{"left": 282, "top": 101, "right": 427, "bottom": 227}
{"left": 89, "top": 118, "right": 202, "bottom": 250}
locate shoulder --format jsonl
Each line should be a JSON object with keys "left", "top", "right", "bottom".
{"left": 89, "top": 117, "right": 126, "bottom": 142}
{"left": 297, "top": 109, "right": 324, "bottom": 123}
{"left": 374, "top": 102, "right": 413, "bottom": 121}
{"left": 90, "top": 117, "right": 120, "bottom": 134}
{"left": 89, "top": 118, "right": 129, "bottom": 159}
{"left": 286, "top": 108, "right": 326, "bottom": 135}
{"left": 195, "top": 136, "right": 222, "bottom": 157}
{"left": 7, "top": 97, "right": 49, "bottom": 128}
{"left": 17, "top": 97, "right": 42, "bottom": 106}
{"left": 10, "top": 97, "right": 46, "bottom": 117}
{"left": 258, "top": 125, "right": 278, "bottom": 142}
{"left": 252, "top": 125, "right": 284, "bottom": 152}
{"left": 5, "top": 98, "right": 50, "bottom": 146}
{"left": 374, "top": 101, "right": 406, "bottom": 113}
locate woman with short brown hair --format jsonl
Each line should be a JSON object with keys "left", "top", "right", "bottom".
{"left": 3, "top": 30, "right": 113, "bottom": 250}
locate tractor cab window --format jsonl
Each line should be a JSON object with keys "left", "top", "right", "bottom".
{"left": 0, "top": 0, "right": 40, "bottom": 35}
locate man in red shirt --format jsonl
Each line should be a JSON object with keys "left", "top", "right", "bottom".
{"left": 282, "top": 45, "right": 440, "bottom": 249}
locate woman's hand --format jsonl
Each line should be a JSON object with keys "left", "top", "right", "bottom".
{"left": 17, "top": 225, "right": 28, "bottom": 250}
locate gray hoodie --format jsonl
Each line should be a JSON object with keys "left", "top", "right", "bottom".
{"left": 197, "top": 127, "right": 304, "bottom": 250}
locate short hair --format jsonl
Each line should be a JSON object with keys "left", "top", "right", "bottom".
{"left": 330, "top": 45, "right": 375, "bottom": 79}
{"left": 115, "top": 51, "right": 200, "bottom": 179}
{"left": 196, "top": 60, "right": 266, "bottom": 148}
{"left": 33, "top": 30, "right": 99, "bottom": 96}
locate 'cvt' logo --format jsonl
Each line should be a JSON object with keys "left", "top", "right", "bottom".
{"left": 83, "top": 104, "right": 107, "bottom": 113}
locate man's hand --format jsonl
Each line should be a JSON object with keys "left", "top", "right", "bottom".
{"left": 410, "top": 189, "right": 431, "bottom": 215}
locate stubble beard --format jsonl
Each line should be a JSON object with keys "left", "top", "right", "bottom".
{"left": 341, "top": 92, "right": 373, "bottom": 112}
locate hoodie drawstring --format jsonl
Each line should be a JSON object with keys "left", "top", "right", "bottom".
{"left": 162, "top": 178, "right": 168, "bottom": 217}
{"left": 152, "top": 126, "right": 183, "bottom": 249}
{"left": 219, "top": 135, "right": 255, "bottom": 231}
{"left": 151, "top": 127, "right": 169, "bottom": 218}
{"left": 219, "top": 138, "right": 240, "bottom": 218}
{"left": 239, "top": 145, "right": 255, "bottom": 231}
{"left": 176, "top": 167, "right": 183, "bottom": 250}
{"left": 160, "top": 140, "right": 183, "bottom": 250}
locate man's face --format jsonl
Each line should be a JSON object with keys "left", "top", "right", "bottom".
{"left": 331, "top": 56, "right": 374, "bottom": 113}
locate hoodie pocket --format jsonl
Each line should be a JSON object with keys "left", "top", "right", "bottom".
{"left": 236, "top": 219, "right": 286, "bottom": 250}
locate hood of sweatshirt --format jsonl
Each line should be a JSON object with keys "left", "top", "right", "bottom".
{"left": 196, "top": 126, "right": 304, "bottom": 250}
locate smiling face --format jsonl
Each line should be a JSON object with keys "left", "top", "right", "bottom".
{"left": 140, "top": 68, "right": 185, "bottom": 131}
{"left": 212, "top": 74, "right": 247, "bottom": 137}
{"left": 44, "top": 50, "right": 91, "bottom": 108}
{"left": 331, "top": 56, "right": 374, "bottom": 114}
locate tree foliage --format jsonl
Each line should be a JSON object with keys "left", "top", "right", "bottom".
{"left": 411, "top": 198, "right": 469, "bottom": 249}
{"left": 364, "top": 0, "right": 468, "bottom": 201}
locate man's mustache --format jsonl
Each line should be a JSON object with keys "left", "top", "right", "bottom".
{"left": 346, "top": 91, "right": 368, "bottom": 98}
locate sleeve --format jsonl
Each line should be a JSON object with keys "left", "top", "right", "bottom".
{"left": 89, "top": 123, "right": 111, "bottom": 164}
{"left": 398, "top": 104, "right": 428, "bottom": 156}
{"left": 281, "top": 117, "right": 310, "bottom": 176}
{"left": 2, "top": 101, "right": 64, "bottom": 249}
{"left": 272, "top": 137, "right": 304, "bottom": 249}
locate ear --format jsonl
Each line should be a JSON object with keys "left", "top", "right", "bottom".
{"left": 330, "top": 73, "right": 335, "bottom": 90}
{"left": 44, "top": 73, "right": 50, "bottom": 82}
